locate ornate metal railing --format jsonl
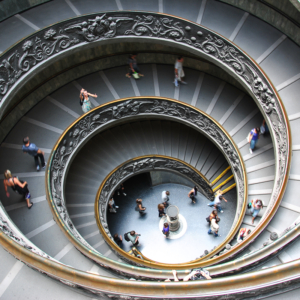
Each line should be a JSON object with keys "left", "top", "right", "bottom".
{"left": 47, "top": 97, "right": 247, "bottom": 269}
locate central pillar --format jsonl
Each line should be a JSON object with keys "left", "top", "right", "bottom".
{"left": 166, "top": 205, "right": 180, "bottom": 231}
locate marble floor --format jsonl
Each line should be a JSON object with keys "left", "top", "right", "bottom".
{"left": 107, "top": 173, "right": 237, "bottom": 264}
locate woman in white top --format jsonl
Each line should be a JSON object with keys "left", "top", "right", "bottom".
{"left": 79, "top": 89, "right": 98, "bottom": 114}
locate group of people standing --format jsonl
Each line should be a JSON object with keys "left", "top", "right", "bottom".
{"left": 3, "top": 137, "right": 47, "bottom": 209}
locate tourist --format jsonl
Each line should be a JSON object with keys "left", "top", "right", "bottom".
{"left": 206, "top": 210, "right": 218, "bottom": 224}
{"left": 188, "top": 186, "right": 198, "bottom": 204}
{"left": 80, "top": 89, "right": 97, "bottom": 114}
{"left": 22, "top": 137, "right": 46, "bottom": 171}
{"left": 3, "top": 170, "right": 33, "bottom": 209}
{"left": 237, "top": 228, "right": 251, "bottom": 243}
{"left": 247, "top": 127, "right": 260, "bottom": 154}
{"left": 162, "top": 222, "right": 170, "bottom": 237}
{"left": 158, "top": 203, "right": 166, "bottom": 217}
{"left": 135, "top": 199, "right": 146, "bottom": 214}
{"left": 108, "top": 197, "right": 119, "bottom": 213}
{"left": 116, "top": 183, "right": 126, "bottom": 196}
{"left": 174, "top": 56, "right": 187, "bottom": 86}
{"left": 208, "top": 217, "right": 220, "bottom": 237}
{"left": 207, "top": 193, "right": 228, "bottom": 213}
{"left": 170, "top": 269, "right": 211, "bottom": 281}
{"left": 162, "top": 190, "right": 170, "bottom": 207}
{"left": 113, "top": 233, "right": 123, "bottom": 246}
{"left": 126, "top": 54, "right": 144, "bottom": 78}
{"left": 260, "top": 119, "right": 269, "bottom": 135}
{"left": 251, "top": 199, "right": 263, "bottom": 224}
{"left": 128, "top": 231, "right": 140, "bottom": 246}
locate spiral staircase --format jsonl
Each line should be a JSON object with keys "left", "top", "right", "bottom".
{"left": 0, "top": 0, "right": 300, "bottom": 299}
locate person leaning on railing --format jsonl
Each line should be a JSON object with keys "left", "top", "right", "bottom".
{"left": 166, "top": 269, "right": 211, "bottom": 282}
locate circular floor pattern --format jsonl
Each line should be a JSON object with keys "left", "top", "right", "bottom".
{"left": 107, "top": 174, "right": 237, "bottom": 264}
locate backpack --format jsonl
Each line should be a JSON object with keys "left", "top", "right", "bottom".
{"left": 124, "top": 232, "right": 130, "bottom": 242}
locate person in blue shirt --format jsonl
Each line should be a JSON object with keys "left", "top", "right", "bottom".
{"left": 22, "top": 137, "right": 46, "bottom": 171}
{"left": 248, "top": 127, "right": 260, "bottom": 154}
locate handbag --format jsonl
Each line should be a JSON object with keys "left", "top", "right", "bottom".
{"left": 132, "top": 72, "right": 139, "bottom": 79}
{"left": 247, "top": 202, "right": 252, "bottom": 209}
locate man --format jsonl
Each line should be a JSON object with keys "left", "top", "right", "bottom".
{"left": 113, "top": 233, "right": 122, "bottom": 246}
{"left": 207, "top": 192, "right": 228, "bottom": 213}
{"left": 108, "top": 197, "right": 119, "bottom": 213}
{"left": 22, "top": 137, "right": 46, "bottom": 171}
{"left": 170, "top": 268, "right": 211, "bottom": 282}
{"left": 237, "top": 228, "right": 251, "bottom": 243}
{"left": 174, "top": 56, "right": 187, "bottom": 86}
{"left": 162, "top": 190, "right": 170, "bottom": 207}
{"left": 208, "top": 217, "right": 221, "bottom": 237}
{"left": 127, "top": 231, "right": 140, "bottom": 246}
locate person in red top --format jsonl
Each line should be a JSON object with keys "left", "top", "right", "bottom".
{"left": 237, "top": 228, "right": 251, "bottom": 243}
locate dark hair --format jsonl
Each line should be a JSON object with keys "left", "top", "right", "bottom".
{"left": 166, "top": 191, "right": 170, "bottom": 195}
{"left": 216, "top": 217, "right": 220, "bottom": 223}
{"left": 130, "top": 231, "right": 135, "bottom": 236}
{"left": 164, "top": 223, "right": 168, "bottom": 227}
{"left": 136, "top": 199, "right": 142, "bottom": 204}
{"left": 178, "top": 56, "right": 183, "bottom": 60}
{"left": 212, "top": 210, "right": 218, "bottom": 216}
{"left": 256, "top": 127, "right": 260, "bottom": 133}
{"left": 23, "top": 137, "right": 29, "bottom": 144}
{"left": 158, "top": 203, "right": 164, "bottom": 210}
{"left": 247, "top": 229, "right": 251, "bottom": 234}
{"left": 114, "top": 233, "right": 118, "bottom": 239}
{"left": 219, "top": 196, "right": 224, "bottom": 200}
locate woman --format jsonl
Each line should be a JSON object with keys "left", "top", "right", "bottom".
{"left": 158, "top": 203, "right": 166, "bottom": 217}
{"left": 188, "top": 186, "right": 198, "bottom": 204}
{"left": 162, "top": 222, "right": 170, "bottom": 237}
{"left": 248, "top": 127, "right": 260, "bottom": 154}
{"left": 3, "top": 170, "right": 33, "bottom": 209}
{"left": 79, "top": 89, "right": 97, "bottom": 114}
{"left": 206, "top": 210, "right": 218, "bottom": 224}
{"left": 237, "top": 228, "right": 251, "bottom": 243}
{"left": 251, "top": 199, "right": 263, "bottom": 224}
{"left": 135, "top": 199, "right": 146, "bottom": 214}
{"left": 126, "top": 54, "right": 144, "bottom": 78}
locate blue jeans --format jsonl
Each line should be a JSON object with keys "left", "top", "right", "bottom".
{"left": 208, "top": 228, "right": 219, "bottom": 237}
{"left": 251, "top": 207, "right": 260, "bottom": 218}
{"left": 208, "top": 201, "right": 222, "bottom": 212}
{"left": 250, "top": 139, "right": 257, "bottom": 150}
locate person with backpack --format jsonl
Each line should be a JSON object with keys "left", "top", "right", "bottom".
{"left": 3, "top": 170, "right": 33, "bottom": 209}
{"left": 125, "top": 231, "right": 140, "bottom": 246}
{"left": 188, "top": 186, "right": 198, "bottom": 204}
{"left": 79, "top": 89, "right": 97, "bottom": 113}
{"left": 206, "top": 210, "right": 218, "bottom": 224}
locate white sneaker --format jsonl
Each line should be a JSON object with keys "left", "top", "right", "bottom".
{"left": 36, "top": 165, "right": 40, "bottom": 171}
{"left": 115, "top": 206, "right": 119, "bottom": 209}
{"left": 123, "top": 193, "right": 127, "bottom": 196}
{"left": 220, "top": 210, "right": 224, "bottom": 213}
{"left": 249, "top": 148, "right": 253, "bottom": 154}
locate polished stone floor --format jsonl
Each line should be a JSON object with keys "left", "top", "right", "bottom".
{"left": 107, "top": 173, "right": 237, "bottom": 264}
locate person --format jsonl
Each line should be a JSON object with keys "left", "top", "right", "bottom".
{"left": 174, "top": 56, "right": 187, "bottom": 86}
{"left": 260, "top": 119, "right": 269, "bottom": 135}
{"left": 248, "top": 127, "right": 260, "bottom": 154}
{"left": 116, "top": 183, "right": 126, "bottom": 196}
{"left": 80, "top": 89, "right": 97, "bottom": 113}
{"left": 108, "top": 197, "right": 119, "bottom": 213}
{"left": 162, "top": 222, "right": 170, "bottom": 237}
{"left": 188, "top": 186, "right": 198, "bottom": 204}
{"left": 158, "top": 203, "right": 166, "bottom": 217}
{"left": 126, "top": 54, "right": 144, "bottom": 78}
{"left": 237, "top": 228, "right": 251, "bottom": 243}
{"left": 206, "top": 210, "right": 218, "bottom": 224}
{"left": 251, "top": 199, "right": 263, "bottom": 224}
{"left": 207, "top": 193, "right": 228, "bottom": 213}
{"left": 3, "top": 170, "right": 33, "bottom": 209}
{"left": 128, "top": 247, "right": 143, "bottom": 259}
{"left": 162, "top": 191, "right": 170, "bottom": 207}
{"left": 170, "top": 269, "right": 211, "bottom": 282}
{"left": 22, "top": 137, "right": 46, "bottom": 171}
{"left": 135, "top": 199, "right": 146, "bottom": 214}
{"left": 128, "top": 231, "right": 140, "bottom": 246}
{"left": 208, "top": 217, "right": 220, "bottom": 237}
{"left": 113, "top": 233, "right": 122, "bottom": 246}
